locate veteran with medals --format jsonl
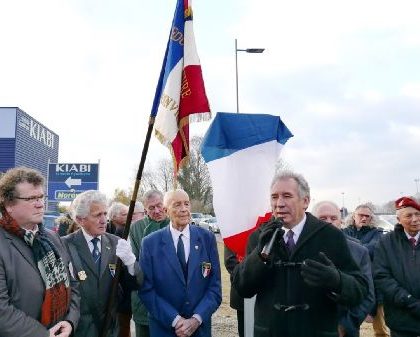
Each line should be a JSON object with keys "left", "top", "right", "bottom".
{"left": 63, "top": 190, "right": 143, "bottom": 337}
{"left": 139, "top": 189, "right": 221, "bottom": 337}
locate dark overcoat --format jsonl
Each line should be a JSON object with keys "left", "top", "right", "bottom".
{"left": 233, "top": 213, "right": 367, "bottom": 337}
{"left": 373, "top": 224, "right": 420, "bottom": 335}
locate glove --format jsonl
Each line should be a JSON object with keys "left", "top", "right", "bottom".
{"left": 406, "top": 298, "right": 420, "bottom": 318}
{"left": 301, "top": 252, "right": 340, "bottom": 291}
{"left": 257, "top": 217, "right": 284, "bottom": 259}
{"left": 116, "top": 239, "right": 136, "bottom": 266}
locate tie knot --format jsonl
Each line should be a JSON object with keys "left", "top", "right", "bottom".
{"left": 91, "top": 237, "right": 100, "bottom": 246}
{"left": 409, "top": 237, "right": 417, "bottom": 247}
{"left": 287, "top": 230, "right": 294, "bottom": 239}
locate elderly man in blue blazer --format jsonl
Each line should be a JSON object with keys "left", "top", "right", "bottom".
{"left": 139, "top": 189, "right": 221, "bottom": 337}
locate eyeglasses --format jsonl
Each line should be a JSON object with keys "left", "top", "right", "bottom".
{"left": 14, "top": 195, "right": 45, "bottom": 203}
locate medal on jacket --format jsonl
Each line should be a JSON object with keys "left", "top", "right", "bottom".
{"left": 202, "top": 262, "right": 211, "bottom": 278}
{"left": 109, "top": 263, "right": 116, "bottom": 277}
{"left": 78, "top": 270, "right": 87, "bottom": 281}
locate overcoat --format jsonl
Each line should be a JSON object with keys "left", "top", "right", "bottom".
{"left": 0, "top": 226, "right": 80, "bottom": 337}
{"left": 373, "top": 224, "right": 420, "bottom": 335}
{"left": 233, "top": 213, "right": 367, "bottom": 337}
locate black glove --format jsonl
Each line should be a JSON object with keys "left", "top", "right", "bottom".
{"left": 257, "top": 217, "right": 284, "bottom": 260}
{"left": 406, "top": 298, "right": 420, "bottom": 318}
{"left": 301, "top": 252, "right": 341, "bottom": 291}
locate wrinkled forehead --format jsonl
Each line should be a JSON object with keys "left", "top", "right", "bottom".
{"left": 317, "top": 204, "right": 340, "bottom": 218}
{"left": 271, "top": 177, "right": 299, "bottom": 194}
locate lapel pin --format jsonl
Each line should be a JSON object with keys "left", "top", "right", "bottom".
{"left": 78, "top": 270, "right": 87, "bottom": 281}
{"left": 106, "top": 246, "right": 111, "bottom": 250}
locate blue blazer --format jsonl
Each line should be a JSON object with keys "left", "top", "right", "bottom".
{"left": 139, "top": 225, "right": 221, "bottom": 337}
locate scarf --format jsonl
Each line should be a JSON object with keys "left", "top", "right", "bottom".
{"left": 0, "top": 211, "right": 71, "bottom": 327}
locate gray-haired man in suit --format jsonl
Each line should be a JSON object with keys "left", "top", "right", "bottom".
{"left": 63, "top": 190, "right": 143, "bottom": 337}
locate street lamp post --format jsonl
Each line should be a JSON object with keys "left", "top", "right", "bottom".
{"left": 341, "top": 192, "right": 345, "bottom": 208}
{"left": 415, "top": 178, "right": 419, "bottom": 194}
{"left": 235, "top": 38, "right": 265, "bottom": 113}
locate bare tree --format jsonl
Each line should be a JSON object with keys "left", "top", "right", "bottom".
{"left": 177, "top": 136, "right": 213, "bottom": 213}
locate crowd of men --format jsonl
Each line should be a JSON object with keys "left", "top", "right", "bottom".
{"left": 0, "top": 166, "right": 419, "bottom": 337}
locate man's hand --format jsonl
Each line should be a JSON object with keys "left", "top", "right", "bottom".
{"left": 301, "top": 252, "right": 340, "bottom": 291}
{"left": 116, "top": 239, "right": 136, "bottom": 266}
{"left": 174, "top": 317, "right": 200, "bottom": 337}
{"left": 257, "top": 217, "right": 284, "bottom": 255}
{"left": 49, "top": 321, "right": 72, "bottom": 337}
{"left": 406, "top": 298, "right": 420, "bottom": 318}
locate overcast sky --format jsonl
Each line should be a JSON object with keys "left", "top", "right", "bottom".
{"left": 1, "top": 0, "right": 419, "bottom": 210}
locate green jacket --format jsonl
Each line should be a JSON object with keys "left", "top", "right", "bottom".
{"left": 129, "top": 216, "right": 170, "bottom": 325}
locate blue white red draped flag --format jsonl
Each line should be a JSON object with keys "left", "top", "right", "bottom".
{"left": 151, "top": 0, "right": 211, "bottom": 174}
{"left": 201, "top": 112, "right": 293, "bottom": 260}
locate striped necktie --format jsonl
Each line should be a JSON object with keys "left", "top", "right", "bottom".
{"left": 91, "top": 237, "right": 101, "bottom": 272}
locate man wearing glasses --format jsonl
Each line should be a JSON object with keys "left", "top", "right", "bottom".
{"left": 129, "top": 190, "right": 170, "bottom": 337}
{"left": 0, "top": 166, "right": 80, "bottom": 337}
{"left": 343, "top": 204, "right": 389, "bottom": 337}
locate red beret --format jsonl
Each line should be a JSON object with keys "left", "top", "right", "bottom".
{"left": 395, "top": 197, "right": 420, "bottom": 211}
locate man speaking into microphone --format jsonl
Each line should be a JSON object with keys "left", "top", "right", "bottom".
{"left": 233, "top": 171, "right": 367, "bottom": 337}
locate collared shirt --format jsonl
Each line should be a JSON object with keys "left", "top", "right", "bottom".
{"left": 26, "top": 224, "right": 39, "bottom": 235}
{"left": 169, "top": 222, "right": 190, "bottom": 263}
{"left": 283, "top": 213, "right": 306, "bottom": 245}
{"left": 404, "top": 230, "right": 420, "bottom": 243}
{"left": 169, "top": 222, "right": 202, "bottom": 327}
{"left": 81, "top": 227, "right": 102, "bottom": 254}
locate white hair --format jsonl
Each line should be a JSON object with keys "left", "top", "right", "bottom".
{"left": 107, "top": 202, "right": 128, "bottom": 220}
{"left": 71, "top": 190, "right": 107, "bottom": 220}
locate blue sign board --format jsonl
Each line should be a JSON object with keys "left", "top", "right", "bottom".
{"left": 48, "top": 163, "right": 99, "bottom": 201}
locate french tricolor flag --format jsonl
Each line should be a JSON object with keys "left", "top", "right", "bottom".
{"left": 152, "top": 0, "right": 211, "bottom": 174}
{"left": 201, "top": 113, "right": 293, "bottom": 260}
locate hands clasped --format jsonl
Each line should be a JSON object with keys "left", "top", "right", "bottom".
{"left": 175, "top": 317, "right": 200, "bottom": 337}
{"left": 116, "top": 239, "right": 136, "bottom": 266}
{"left": 301, "top": 252, "right": 340, "bottom": 291}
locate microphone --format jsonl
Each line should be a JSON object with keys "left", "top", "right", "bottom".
{"left": 260, "top": 218, "right": 284, "bottom": 260}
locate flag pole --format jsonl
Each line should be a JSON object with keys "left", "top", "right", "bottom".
{"left": 99, "top": 116, "right": 155, "bottom": 337}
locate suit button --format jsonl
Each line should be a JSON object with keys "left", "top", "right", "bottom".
{"left": 186, "top": 302, "right": 190, "bottom": 305}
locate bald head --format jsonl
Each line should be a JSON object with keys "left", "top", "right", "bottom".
{"left": 312, "top": 201, "right": 342, "bottom": 228}
{"left": 163, "top": 189, "right": 191, "bottom": 231}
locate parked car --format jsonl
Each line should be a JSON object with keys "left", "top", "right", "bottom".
{"left": 191, "top": 212, "right": 204, "bottom": 225}
{"left": 199, "top": 217, "right": 220, "bottom": 233}
{"left": 43, "top": 211, "right": 60, "bottom": 232}
{"left": 377, "top": 214, "right": 398, "bottom": 232}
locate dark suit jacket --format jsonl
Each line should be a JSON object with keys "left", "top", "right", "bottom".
{"left": 233, "top": 213, "right": 367, "bottom": 337}
{"left": 139, "top": 225, "right": 222, "bottom": 337}
{"left": 63, "top": 230, "right": 142, "bottom": 337}
{"left": 0, "top": 227, "right": 80, "bottom": 337}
